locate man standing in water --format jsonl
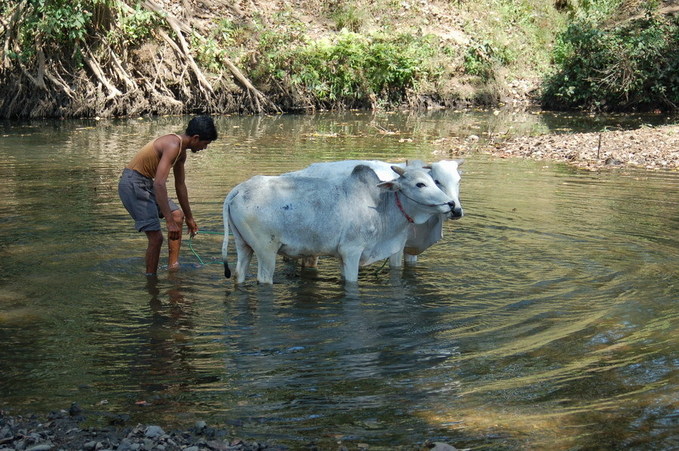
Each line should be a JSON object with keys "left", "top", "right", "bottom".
{"left": 118, "top": 116, "right": 218, "bottom": 275}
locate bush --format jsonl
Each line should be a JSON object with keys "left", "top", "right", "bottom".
{"left": 254, "top": 30, "right": 442, "bottom": 109}
{"left": 463, "top": 40, "right": 514, "bottom": 81}
{"left": 6, "top": 0, "right": 106, "bottom": 60}
{"left": 110, "top": 3, "right": 159, "bottom": 48}
{"left": 541, "top": 14, "right": 679, "bottom": 111}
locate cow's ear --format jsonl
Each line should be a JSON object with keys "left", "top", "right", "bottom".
{"left": 377, "top": 180, "right": 400, "bottom": 191}
{"left": 455, "top": 158, "right": 465, "bottom": 166}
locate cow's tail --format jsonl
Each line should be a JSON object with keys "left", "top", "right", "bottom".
{"left": 222, "top": 200, "right": 232, "bottom": 279}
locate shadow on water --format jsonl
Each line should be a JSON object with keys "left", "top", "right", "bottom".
{"left": 0, "top": 111, "right": 678, "bottom": 449}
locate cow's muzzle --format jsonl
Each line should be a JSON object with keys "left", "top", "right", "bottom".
{"left": 448, "top": 202, "right": 464, "bottom": 220}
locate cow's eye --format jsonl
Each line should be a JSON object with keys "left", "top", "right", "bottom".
{"left": 416, "top": 182, "right": 426, "bottom": 188}
{"left": 434, "top": 179, "right": 442, "bottom": 186}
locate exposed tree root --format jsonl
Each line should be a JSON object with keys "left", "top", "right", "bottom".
{"left": 0, "top": 0, "right": 278, "bottom": 118}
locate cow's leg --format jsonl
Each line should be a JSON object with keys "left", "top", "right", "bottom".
{"left": 388, "top": 249, "right": 404, "bottom": 268}
{"left": 339, "top": 249, "right": 362, "bottom": 283}
{"left": 404, "top": 254, "right": 418, "bottom": 265}
{"left": 234, "top": 240, "right": 253, "bottom": 284}
{"left": 255, "top": 250, "right": 277, "bottom": 284}
{"left": 231, "top": 225, "right": 253, "bottom": 284}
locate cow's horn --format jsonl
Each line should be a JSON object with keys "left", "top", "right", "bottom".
{"left": 392, "top": 165, "right": 406, "bottom": 176}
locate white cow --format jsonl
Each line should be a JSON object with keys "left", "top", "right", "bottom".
{"left": 285, "top": 159, "right": 463, "bottom": 265}
{"left": 222, "top": 165, "right": 456, "bottom": 284}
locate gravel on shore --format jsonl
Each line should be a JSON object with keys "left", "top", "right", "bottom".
{"left": 0, "top": 405, "right": 283, "bottom": 451}
{"left": 435, "top": 123, "right": 679, "bottom": 171}
{"left": 0, "top": 404, "right": 460, "bottom": 451}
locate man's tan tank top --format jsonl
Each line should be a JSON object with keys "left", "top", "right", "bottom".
{"left": 126, "top": 134, "right": 183, "bottom": 179}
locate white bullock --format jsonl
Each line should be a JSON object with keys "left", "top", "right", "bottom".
{"left": 285, "top": 159, "right": 463, "bottom": 265}
{"left": 222, "top": 165, "right": 455, "bottom": 284}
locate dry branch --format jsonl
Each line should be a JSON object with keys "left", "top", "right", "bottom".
{"left": 143, "top": 0, "right": 279, "bottom": 113}
{"left": 44, "top": 67, "right": 75, "bottom": 98}
{"left": 108, "top": 47, "right": 137, "bottom": 91}
{"left": 19, "top": 62, "right": 46, "bottom": 90}
{"left": 220, "top": 54, "right": 279, "bottom": 113}
{"left": 2, "top": 2, "right": 24, "bottom": 69}
{"left": 83, "top": 43, "right": 122, "bottom": 99}
{"left": 142, "top": 0, "right": 214, "bottom": 96}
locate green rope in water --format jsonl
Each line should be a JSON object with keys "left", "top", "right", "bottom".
{"left": 373, "top": 258, "right": 389, "bottom": 275}
{"left": 187, "top": 230, "right": 223, "bottom": 265}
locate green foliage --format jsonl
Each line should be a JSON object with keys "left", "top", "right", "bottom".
{"left": 459, "top": 0, "right": 565, "bottom": 81}
{"left": 214, "top": 19, "right": 242, "bottom": 47}
{"left": 327, "top": 2, "right": 367, "bottom": 32}
{"left": 250, "top": 15, "right": 309, "bottom": 84}
{"left": 463, "top": 40, "right": 514, "bottom": 81}
{"left": 254, "top": 29, "right": 443, "bottom": 108}
{"left": 12, "top": 0, "right": 107, "bottom": 58}
{"left": 192, "top": 35, "right": 223, "bottom": 73}
{"left": 6, "top": 0, "right": 160, "bottom": 61}
{"left": 568, "top": 0, "right": 625, "bottom": 21}
{"left": 32, "top": 0, "right": 103, "bottom": 43}
{"left": 110, "top": 3, "right": 158, "bottom": 47}
{"left": 541, "top": 14, "right": 679, "bottom": 111}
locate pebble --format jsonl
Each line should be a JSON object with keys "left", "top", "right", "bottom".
{"left": 26, "top": 445, "right": 53, "bottom": 451}
{"left": 429, "top": 442, "right": 459, "bottom": 451}
{"left": 144, "top": 425, "right": 165, "bottom": 438}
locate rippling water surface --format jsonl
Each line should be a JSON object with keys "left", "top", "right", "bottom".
{"left": 1, "top": 111, "right": 678, "bottom": 449}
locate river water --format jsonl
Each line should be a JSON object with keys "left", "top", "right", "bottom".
{"left": 0, "top": 111, "right": 678, "bottom": 449}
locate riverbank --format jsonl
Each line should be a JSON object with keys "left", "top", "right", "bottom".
{"left": 0, "top": 0, "right": 561, "bottom": 118}
{"left": 0, "top": 406, "right": 459, "bottom": 451}
{"left": 436, "top": 123, "right": 679, "bottom": 171}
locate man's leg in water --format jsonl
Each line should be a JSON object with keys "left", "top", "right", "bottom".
{"left": 168, "top": 209, "right": 184, "bottom": 270}
{"left": 145, "top": 230, "right": 163, "bottom": 275}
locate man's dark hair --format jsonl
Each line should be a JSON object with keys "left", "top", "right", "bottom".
{"left": 186, "top": 116, "right": 218, "bottom": 141}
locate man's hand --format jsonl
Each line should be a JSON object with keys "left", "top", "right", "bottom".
{"left": 186, "top": 217, "right": 198, "bottom": 237}
{"left": 166, "top": 219, "right": 182, "bottom": 240}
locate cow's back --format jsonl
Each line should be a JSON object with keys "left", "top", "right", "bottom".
{"left": 227, "top": 169, "right": 383, "bottom": 258}
{"left": 286, "top": 159, "right": 399, "bottom": 181}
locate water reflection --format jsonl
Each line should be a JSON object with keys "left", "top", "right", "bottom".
{"left": 138, "top": 275, "right": 196, "bottom": 395}
{"left": 0, "top": 112, "right": 678, "bottom": 449}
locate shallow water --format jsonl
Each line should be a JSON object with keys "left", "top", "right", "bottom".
{"left": 1, "top": 111, "right": 678, "bottom": 449}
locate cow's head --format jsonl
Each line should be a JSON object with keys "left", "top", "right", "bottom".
{"left": 427, "top": 160, "right": 464, "bottom": 219}
{"left": 377, "top": 166, "right": 456, "bottom": 224}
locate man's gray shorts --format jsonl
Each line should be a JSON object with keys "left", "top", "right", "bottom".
{"left": 118, "top": 168, "right": 180, "bottom": 232}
